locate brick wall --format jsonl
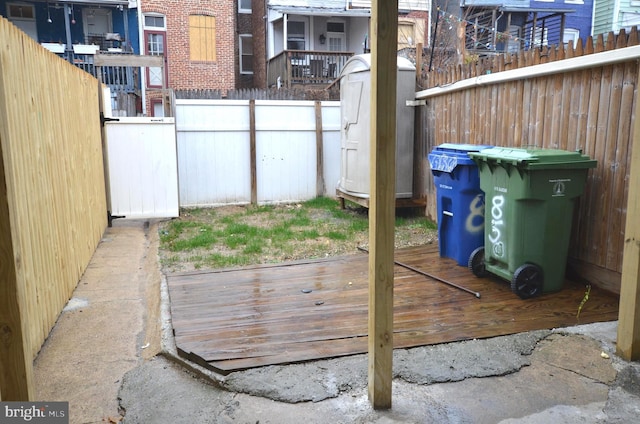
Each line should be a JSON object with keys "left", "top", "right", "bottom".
{"left": 142, "top": 0, "right": 236, "bottom": 93}
{"left": 250, "top": 0, "right": 267, "bottom": 89}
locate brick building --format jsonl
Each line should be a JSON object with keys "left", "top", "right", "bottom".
{"left": 141, "top": 0, "right": 236, "bottom": 115}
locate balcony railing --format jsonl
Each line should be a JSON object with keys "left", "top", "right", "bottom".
{"left": 267, "top": 50, "right": 354, "bottom": 89}
{"left": 63, "top": 50, "right": 138, "bottom": 94}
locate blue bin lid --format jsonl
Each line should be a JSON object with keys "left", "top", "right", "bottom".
{"left": 428, "top": 143, "right": 492, "bottom": 173}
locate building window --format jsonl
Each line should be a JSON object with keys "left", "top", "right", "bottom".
{"left": 397, "top": 18, "right": 425, "bottom": 50}
{"left": 398, "top": 21, "right": 415, "bottom": 48}
{"left": 239, "top": 0, "right": 252, "bottom": 14}
{"left": 7, "top": 3, "right": 35, "bottom": 19}
{"left": 144, "top": 14, "right": 167, "bottom": 88}
{"left": 144, "top": 15, "right": 165, "bottom": 30}
{"left": 150, "top": 98, "right": 164, "bottom": 117}
{"left": 327, "top": 21, "right": 345, "bottom": 52}
{"left": 287, "top": 21, "right": 306, "bottom": 51}
{"left": 189, "top": 15, "right": 216, "bottom": 62}
{"left": 7, "top": 2, "right": 37, "bottom": 40}
{"left": 530, "top": 26, "right": 548, "bottom": 48}
{"left": 287, "top": 20, "right": 306, "bottom": 63}
{"left": 563, "top": 28, "right": 579, "bottom": 47}
{"left": 239, "top": 34, "right": 253, "bottom": 74}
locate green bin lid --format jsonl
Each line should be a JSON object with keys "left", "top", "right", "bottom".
{"left": 468, "top": 147, "right": 597, "bottom": 170}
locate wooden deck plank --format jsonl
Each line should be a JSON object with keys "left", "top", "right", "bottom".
{"left": 167, "top": 245, "right": 619, "bottom": 374}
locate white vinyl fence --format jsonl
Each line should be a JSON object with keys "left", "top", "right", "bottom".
{"left": 105, "top": 117, "right": 179, "bottom": 219}
{"left": 175, "top": 99, "right": 341, "bottom": 207}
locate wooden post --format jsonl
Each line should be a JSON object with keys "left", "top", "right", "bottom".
{"left": 616, "top": 65, "right": 640, "bottom": 361}
{"left": 368, "top": 0, "right": 398, "bottom": 410}
{"left": 250, "top": 99, "right": 258, "bottom": 205}
{"left": 163, "top": 90, "right": 174, "bottom": 118}
{"left": 0, "top": 149, "right": 34, "bottom": 400}
{"left": 315, "top": 101, "right": 325, "bottom": 197}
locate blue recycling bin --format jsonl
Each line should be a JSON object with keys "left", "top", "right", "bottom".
{"left": 428, "top": 143, "right": 491, "bottom": 266}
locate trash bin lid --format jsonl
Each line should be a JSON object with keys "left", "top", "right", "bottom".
{"left": 468, "top": 147, "right": 597, "bottom": 170}
{"left": 428, "top": 143, "right": 492, "bottom": 173}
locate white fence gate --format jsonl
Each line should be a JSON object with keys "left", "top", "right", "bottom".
{"left": 104, "top": 117, "right": 179, "bottom": 219}
{"left": 175, "top": 99, "right": 341, "bottom": 207}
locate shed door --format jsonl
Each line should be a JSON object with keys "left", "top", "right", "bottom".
{"left": 104, "top": 117, "right": 179, "bottom": 220}
{"left": 341, "top": 73, "right": 369, "bottom": 195}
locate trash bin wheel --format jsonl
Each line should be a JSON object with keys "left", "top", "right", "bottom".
{"left": 468, "top": 247, "right": 489, "bottom": 278}
{"left": 511, "top": 264, "right": 543, "bottom": 299}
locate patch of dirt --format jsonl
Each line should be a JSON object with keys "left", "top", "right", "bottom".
{"left": 158, "top": 203, "right": 437, "bottom": 274}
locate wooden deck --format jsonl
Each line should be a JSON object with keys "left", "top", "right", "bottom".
{"left": 166, "top": 244, "right": 619, "bottom": 374}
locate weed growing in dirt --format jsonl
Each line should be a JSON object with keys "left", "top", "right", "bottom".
{"left": 158, "top": 197, "right": 437, "bottom": 273}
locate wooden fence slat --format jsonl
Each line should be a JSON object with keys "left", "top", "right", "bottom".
{"left": 593, "top": 65, "right": 615, "bottom": 267}
{"left": 611, "top": 61, "right": 637, "bottom": 271}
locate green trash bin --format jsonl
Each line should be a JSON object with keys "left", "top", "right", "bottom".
{"left": 466, "top": 147, "right": 597, "bottom": 299}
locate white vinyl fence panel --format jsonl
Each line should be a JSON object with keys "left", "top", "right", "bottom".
{"left": 321, "top": 104, "right": 342, "bottom": 195}
{"left": 105, "top": 117, "right": 179, "bottom": 218}
{"left": 176, "top": 100, "right": 252, "bottom": 206}
{"left": 175, "top": 99, "right": 341, "bottom": 207}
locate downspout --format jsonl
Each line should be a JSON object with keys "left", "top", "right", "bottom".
{"left": 137, "top": 2, "right": 146, "bottom": 115}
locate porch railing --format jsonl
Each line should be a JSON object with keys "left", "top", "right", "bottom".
{"left": 267, "top": 50, "right": 354, "bottom": 89}
{"left": 62, "top": 51, "right": 138, "bottom": 94}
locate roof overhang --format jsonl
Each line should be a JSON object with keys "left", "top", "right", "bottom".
{"left": 269, "top": 6, "right": 370, "bottom": 18}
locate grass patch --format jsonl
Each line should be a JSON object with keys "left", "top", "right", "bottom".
{"left": 158, "top": 198, "right": 438, "bottom": 273}
{"left": 325, "top": 231, "right": 348, "bottom": 241}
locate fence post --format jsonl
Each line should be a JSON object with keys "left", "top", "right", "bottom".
{"left": 315, "top": 101, "right": 325, "bottom": 197}
{"left": 250, "top": 99, "right": 257, "bottom": 204}
{"left": 616, "top": 63, "right": 640, "bottom": 361}
{"left": 368, "top": 0, "right": 397, "bottom": 410}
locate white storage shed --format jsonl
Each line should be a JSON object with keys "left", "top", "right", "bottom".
{"left": 337, "top": 54, "right": 416, "bottom": 201}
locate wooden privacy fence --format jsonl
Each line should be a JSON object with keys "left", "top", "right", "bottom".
{"left": 417, "top": 29, "right": 640, "bottom": 295}
{"left": 175, "top": 99, "right": 341, "bottom": 206}
{"left": 0, "top": 18, "right": 107, "bottom": 400}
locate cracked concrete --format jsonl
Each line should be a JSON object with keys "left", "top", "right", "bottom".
{"left": 33, "top": 219, "right": 640, "bottom": 423}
